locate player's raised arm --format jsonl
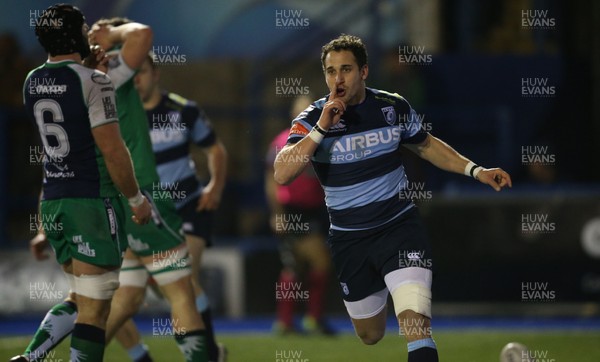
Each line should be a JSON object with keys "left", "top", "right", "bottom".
{"left": 89, "top": 21, "right": 153, "bottom": 70}
{"left": 86, "top": 70, "right": 151, "bottom": 224}
{"left": 274, "top": 91, "right": 345, "bottom": 185}
{"left": 403, "top": 133, "right": 512, "bottom": 191}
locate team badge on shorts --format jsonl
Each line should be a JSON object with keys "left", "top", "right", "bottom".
{"left": 340, "top": 282, "right": 350, "bottom": 295}
{"left": 381, "top": 106, "right": 396, "bottom": 126}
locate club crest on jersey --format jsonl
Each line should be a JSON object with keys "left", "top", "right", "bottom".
{"left": 340, "top": 282, "right": 349, "bottom": 295}
{"left": 381, "top": 106, "right": 396, "bottom": 126}
{"left": 91, "top": 72, "right": 111, "bottom": 85}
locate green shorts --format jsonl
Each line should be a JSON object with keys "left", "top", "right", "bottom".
{"left": 122, "top": 187, "right": 185, "bottom": 256}
{"left": 41, "top": 197, "right": 127, "bottom": 267}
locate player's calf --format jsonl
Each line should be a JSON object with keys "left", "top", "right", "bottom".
{"left": 385, "top": 268, "right": 438, "bottom": 361}
{"left": 141, "top": 245, "right": 209, "bottom": 361}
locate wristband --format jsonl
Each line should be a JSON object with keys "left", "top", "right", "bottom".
{"left": 308, "top": 128, "right": 324, "bottom": 144}
{"left": 464, "top": 161, "right": 483, "bottom": 178}
{"left": 128, "top": 191, "right": 144, "bottom": 208}
{"left": 313, "top": 124, "right": 327, "bottom": 136}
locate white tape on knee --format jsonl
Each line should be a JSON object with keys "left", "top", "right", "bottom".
{"left": 64, "top": 272, "right": 76, "bottom": 294}
{"left": 390, "top": 283, "right": 432, "bottom": 318}
{"left": 74, "top": 271, "right": 120, "bottom": 300}
{"left": 145, "top": 247, "right": 191, "bottom": 286}
{"left": 119, "top": 258, "right": 148, "bottom": 287}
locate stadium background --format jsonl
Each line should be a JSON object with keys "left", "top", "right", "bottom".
{"left": 1, "top": 0, "right": 599, "bottom": 360}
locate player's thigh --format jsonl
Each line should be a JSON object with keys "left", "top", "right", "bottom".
{"left": 119, "top": 248, "right": 149, "bottom": 289}
{"left": 328, "top": 227, "right": 387, "bottom": 304}
{"left": 179, "top": 200, "right": 214, "bottom": 251}
{"left": 378, "top": 208, "right": 434, "bottom": 320}
{"left": 42, "top": 197, "right": 127, "bottom": 268}
{"left": 71, "top": 258, "right": 119, "bottom": 326}
{"left": 347, "top": 289, "right": 389, "bottom": 345}
{"left": 329, "top": 227, "right": 389, "bottom": 344}
{"left": 122, "top": 190, "right": 186, "bottom": 258}
{"left": 350, "top": 307, "right": 387, "bottom": 337}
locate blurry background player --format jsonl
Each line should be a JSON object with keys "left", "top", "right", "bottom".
{"left": 274, "top": 34, "right": 512, "bottom": 362}
{"left": 111, "top": 53, "right": 228, "bottom": 362}
{"left": 89, "top": 16, "right": 210, "bottom": 362}
{"left": 15, "top": 16, "right": 211, "bottom": 362}
{"left": 17, "top": 4, "right": 151, "bottom": 362}
{"left": 265, "top": 95, "right": 335, "bottom": 335}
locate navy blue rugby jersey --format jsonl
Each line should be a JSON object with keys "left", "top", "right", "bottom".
{"left": 23, "top": 60, "right": 119, "bottom": 199}
{"left": 287, "top": 88, "right": 427, "bottom": 231}
{"left": 147, "top": 92, "right": 216, "bottom": 209}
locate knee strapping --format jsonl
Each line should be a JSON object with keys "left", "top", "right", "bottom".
{"left": 146, "top": 247, "right": 191, "bottom": 286}
{"left": 390, "top": 283, "right": 432, "bottom": 318}
{"left": 74, "top": 271, "right": 120, "bottom": 300}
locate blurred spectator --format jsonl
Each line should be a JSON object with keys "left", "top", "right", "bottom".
{"left": 265, "top": 95, "right": 335, "bottom": 335}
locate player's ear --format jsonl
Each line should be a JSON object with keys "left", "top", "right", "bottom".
{"left": 360, "top": 64, "right": 369, "bottom": 80}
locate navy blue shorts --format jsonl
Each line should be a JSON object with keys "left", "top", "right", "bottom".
{"left": 178, "top": 197, "right": 213, "bottom": 246}
{"left": 327, "top": 206, "right": 433, "bottom": 302}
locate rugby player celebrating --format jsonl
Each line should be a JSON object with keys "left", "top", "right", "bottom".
{"left": 274, "top": 34, "right": 512, "bottom": 361}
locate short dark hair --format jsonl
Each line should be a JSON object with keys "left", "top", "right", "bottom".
{"left": 93, "top": 16, "right": 131, "bottom": 27}
{"left": 321, "top": 34, "right": 368, "bottom": 70}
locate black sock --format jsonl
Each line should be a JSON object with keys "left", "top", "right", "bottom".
{"left": 201, "top": 308, "right": 219, "bottom": 360}
{"left": 408, "top": 347, "right": 438, "bottom": 362}
{"left": 70, "top": 323, "right": 106, "bottom": 362}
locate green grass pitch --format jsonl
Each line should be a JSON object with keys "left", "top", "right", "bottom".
{"left": 1, "top": 331, "right": 599, "bottom": 361}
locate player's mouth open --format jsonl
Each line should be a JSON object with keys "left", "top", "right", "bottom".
{"left": 336, "top": 88, "right": 345, "bottom": 97}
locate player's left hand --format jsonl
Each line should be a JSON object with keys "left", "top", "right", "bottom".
{"left": 30, "top": 232, "right": 50, "bottom": 261}
{"left": 477, "top": 168, "right": 512, "bottom": 191}
{"left": 196, "top": 187, "right": 221, "bottom": 211}
{"left": 88, "top": 23, "right": 112, "bottom": 49}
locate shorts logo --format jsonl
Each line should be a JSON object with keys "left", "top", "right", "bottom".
{"left": 407, "top": 251, "right": 423, "bottom": 260}
{"left": 381, "top": 106, "right": 396, "bottom": 126}
{"left": 399, "top": 250, "right": 432, "bottom": 268}
{"left": 128, "top": 234, "right": 150, "bottom": 251}
{"left": 327, "top": 119, "right": 347, "bottom": 133}
{"left": 77, "top": 242, "right": 96, "bottom": 257}
{"left": 340, "top": 282, "right": 349, "bottom": 296}
{"left": 104, "top": 199, "right": 117, "bottom": 237}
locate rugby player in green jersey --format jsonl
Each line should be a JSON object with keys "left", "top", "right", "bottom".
{"left": 17, "top": 4, "right": 151, "bottom": 362}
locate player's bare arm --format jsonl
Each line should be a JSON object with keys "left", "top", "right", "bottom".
{"left": 197, "top": 140, "right": 228, "bottom": 211}
{"left": 273, "top": 91, "right": 345, "bottom": 185}
{"left": 403, "top": 133, "right": 512, "bottom": 191}
{"left": 91, "top": 123, "right": 152, "bottom": 224}
{"left": 89, "top": 22, "right": 153, "bottom": 70}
